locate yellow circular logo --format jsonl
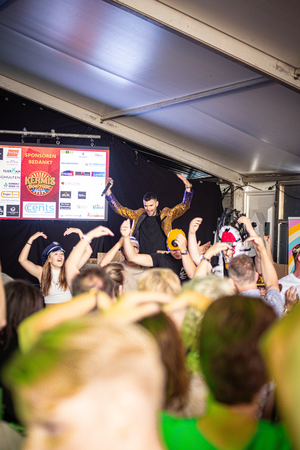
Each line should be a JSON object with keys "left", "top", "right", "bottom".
{"left": 25, "top": 171, "right": 55, "bottom": 196}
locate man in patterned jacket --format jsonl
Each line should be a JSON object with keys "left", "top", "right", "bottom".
{"left": 104, "top": 174, "right": 193, "bottom": 254}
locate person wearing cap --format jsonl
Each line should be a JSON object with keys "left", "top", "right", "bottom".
{"left": 278, "top": 243, "right": 300, "bottom": 310}
{"left": 104, "top": 174, "right": 193, "bottom": 255}
{"left": 18, "top": 230, "right": 87, "bottom": 306}
{"left": 120, "top": 219, "right": 196, "bottom": 280}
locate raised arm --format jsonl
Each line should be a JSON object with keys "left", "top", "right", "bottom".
{"left": 18, "top": 232, "right": 46, "bottom": 282}
{"left": 246, "top": 236, "right": 278, "bottom": 292}
{"left": 105, "top": 178, "right": 140, "bottom": 221}
{"left": 100, "top": 236, "right": 124, "bottom": 267}
{"left": 163, "top": 174, "right": 193, "bottom": 222}
{"left": 0, "top": 263, "right": 6, "bottom": 330}
{"left": 18, "top": 289, "right": 112, "bottom": 353}
{"left": 194, "top": 242, "right": 231, "bottom": 278}
{"left": 64, "top": 227, "right": 92, "bottom": 268}
{"left": 121, "top": 219, "right": 153, "bottom": 267}
{"left": 175, "top": 233, "right": 196, "bottom": 279}
{"left": 237, "top": 216, "right": 262, "bottom": 273}
{"left": 263, "top": 233, "right": 274, "bottom": 262}
{"left": 188, "top": 217, "right": 203, "bottom": 265}
{"left": 65, "top": 225, "right": 114, "bottom": 291}
{"left": 237, "top": 216, "right": 258, "bottom": 238}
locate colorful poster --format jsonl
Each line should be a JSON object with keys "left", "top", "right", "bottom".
{"left": 0, "top": 145, "right": 109, "bottom": 220}
{"left": 0, "top": 146, "right": 22, "bottom": 218}
{"left": 288, "top": 217, "right": 300, "bottom": 273}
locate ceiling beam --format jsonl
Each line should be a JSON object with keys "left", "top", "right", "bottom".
{"left": 0, "top": 74, "right": 243, "bottom": 185}
{"left": 108, "top": 0, "right": 300, "bottom": 92}
{"left": 243, "top": 174, "right": 300, "bottom": 183}
{"left": 100, "top": 77, "right": 273, "bottom": 121}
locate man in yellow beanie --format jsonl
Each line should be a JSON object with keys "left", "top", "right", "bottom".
{"left": 120, "top": 219, "right": 196, "bottom": 281}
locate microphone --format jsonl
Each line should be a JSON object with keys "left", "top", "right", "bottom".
{"left": 101, "top": 179, "right": 113, "bottom": 196}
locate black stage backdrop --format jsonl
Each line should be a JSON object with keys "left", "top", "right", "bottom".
{"left": 0, "top": 89, "right": 223, "bottom": 283}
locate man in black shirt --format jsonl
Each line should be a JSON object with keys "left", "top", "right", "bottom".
{"left": 120, "top": 219, "right": 196, "bottom": 280}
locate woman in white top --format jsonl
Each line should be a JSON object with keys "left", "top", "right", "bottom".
{"left": 18, "top": 229, "right": 91, "bottom": 306}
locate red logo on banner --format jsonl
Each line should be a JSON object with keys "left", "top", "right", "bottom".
{"left": 7, "top": 149, "right": 20, "bottom": 157}
{"left": 25, "top": 171, "right": 55, "bottom": 196}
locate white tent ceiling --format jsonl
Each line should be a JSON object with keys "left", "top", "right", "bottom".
{"left": 1, "top": 0, "right": 300, "bottom": 185}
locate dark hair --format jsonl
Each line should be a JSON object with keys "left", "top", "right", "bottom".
{"left": 102, "top": 263, "right": 125, "bottom": 297}
{"left": 228, "top": 255, "right": 256, "bottom": 286}
{"left": 143, "top": 192, "right": 157, "bottom": 202}
{"left": 72, "top": 266, "right": 115, "bottom": 298}
{"left": 0, "top": 280, "right": 44, "bottom": 349}
{"left": 139, "top": 312, "right": 190, "bottom": 410}
{"left": 199, "top": 295, "right": 276, "bottom": 405}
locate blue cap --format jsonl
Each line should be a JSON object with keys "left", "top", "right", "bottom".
{"left": 41, "top": 242, "right": 65, "bottom": 263}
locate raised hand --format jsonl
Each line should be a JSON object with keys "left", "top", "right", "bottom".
{"left": 176, "top": 173, "right": 192, "bottom": 189}
{"left": 189, "top": 217, "right": 203, "bottom": 234}
{"left": 29, "top": 231, "right": 47, "bottom": 242}
{"left": 64, "top": 228, "right": 83, "bottom": 238}
{"left": 120, "top": 219, "right": 131, "bottom": 238}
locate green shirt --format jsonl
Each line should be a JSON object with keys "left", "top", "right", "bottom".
{"left": 160, "top": 412, "right": 291, "bottom": 450}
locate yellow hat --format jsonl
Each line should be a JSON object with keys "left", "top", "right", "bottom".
{"left": 167, "top": 229, "right": 186, "bottom": 250}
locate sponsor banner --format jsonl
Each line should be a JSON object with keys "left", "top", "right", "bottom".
{"left": 21, "top": 147, "right": 60, "bottom": 204}
{"left": 23, "top": 202, "right": 56, "bottom": 218}
{"left": 0, "top": 145, "right": 109, "bottom": 220}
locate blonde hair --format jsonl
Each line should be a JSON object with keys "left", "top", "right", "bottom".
{"left": 41, "top": 258, "right": 68, "bottom": 297}
{"left": 181, "top": 274, "right": 235, "bottom": 300}
{"left": 138, "top": 268, "right": 181, "bottom": 296}
{"left": 4, "top": 316, "right": 165, "bottom": 409}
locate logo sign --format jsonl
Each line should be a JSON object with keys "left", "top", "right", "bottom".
{"left": 25, "top": 171, "right": 55, "bottom": 196}
{"left": 6, "top": 204, "right": 20, "bottom": 217}
{"left": 91, "top": 172, "right": 104, "bottom": 177}
{"left": 0, "top": 206, "right": 3, "bottom": 215}
{"left": 75, "top": 171, "right": 90, "bottom": 176}
{"left": 61, "top": 170, "right": 74, "bottom": 176}
{"left": 1, "top": 191, "right": 20, "bottom": 198}
{"left": 60, "top": 203, "right": 71, "bottom": 210}
{"left": 23, "top": 202, "right": 56, "bottom": 218}
{"left": 7, "top": 149, "right": 20, "bottom": 157}
{"left": 60, "top": 191, "right": 71, "bottom": 198}
{"left": 78, "top": 191, "right": 86, "bottom": 199}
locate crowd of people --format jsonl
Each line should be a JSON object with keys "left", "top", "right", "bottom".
{"left": 0, "top": 178, "right": 300, "bottom": 450}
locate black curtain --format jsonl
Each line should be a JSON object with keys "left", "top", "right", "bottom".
{"left": 0, "top": 89, "right": 223, "bottom": 282}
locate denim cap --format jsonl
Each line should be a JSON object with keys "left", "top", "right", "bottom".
{"left": 41, "top": 241, "right": 65, "bottom": 263}
{"left": 130, "top": 236, "right": 140, "bottom": 248}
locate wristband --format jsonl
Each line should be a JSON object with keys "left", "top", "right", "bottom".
{"left": 202, "top": 256, "right": 210, "bottom": 262}
{"left": 81, "top": 234, "right": 92, "bottom": 244}
{"left": 26, "top": 242, "right": 32, "bottom": 246}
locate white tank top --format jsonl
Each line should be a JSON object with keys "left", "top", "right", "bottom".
{"left": 44, "top": 268, "right": 72, "bottom": 304}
